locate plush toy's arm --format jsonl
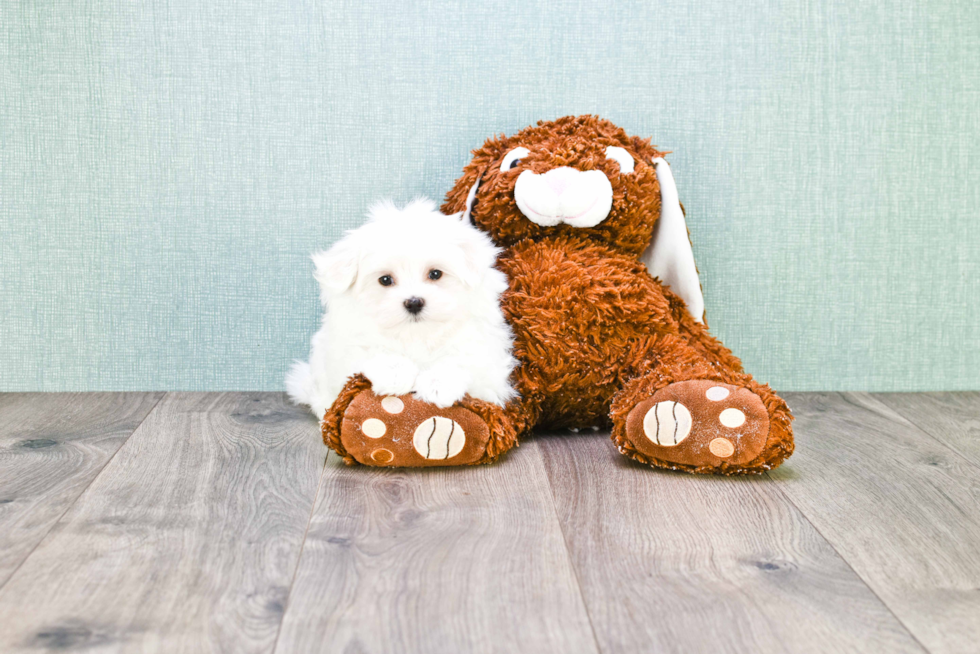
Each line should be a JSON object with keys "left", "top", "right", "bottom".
{"left": 638, "top": 158, "right": 705, "bottom": 323}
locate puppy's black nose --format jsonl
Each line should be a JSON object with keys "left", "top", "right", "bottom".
{"left": 403, "top": 297, "right": 425, "bottom": 315}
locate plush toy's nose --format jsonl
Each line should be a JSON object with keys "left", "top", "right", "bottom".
{"left": 514, "top": 167, "right": 614, "bottom": 228}
{"left": 542, "top": 167, "right": 577, "bottom": 197}
{"left": 403, "top": 297, "right": 425, "bottom": 315}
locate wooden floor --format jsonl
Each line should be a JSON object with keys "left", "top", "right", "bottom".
{"left": 0, "top": 392, "right": 978, "bottom": 653}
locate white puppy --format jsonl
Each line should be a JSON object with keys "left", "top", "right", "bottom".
{"left": 287, "top": 198, "right": 518, "bottom": 419}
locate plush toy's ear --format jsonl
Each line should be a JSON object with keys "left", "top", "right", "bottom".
{"left": 441, "top": 136, "right": 509, "bottom": 218}
{"left": 461, "top": 175, "right": 481, "bottom": 223}
{"left": 311, "top": 238, "right": 359, "bottom": 303}
{"left": 639, "top": 158, "right": 705, "bottom": 323}
{"left": 445, "top": 165, "right": 486, "bottom": 224}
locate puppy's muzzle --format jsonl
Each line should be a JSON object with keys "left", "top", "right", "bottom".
{"left": 514, "top": 166, "right": 613, "bottom": 228}
{"left": 403, "top": 297, "right": 425, "bottom": 316}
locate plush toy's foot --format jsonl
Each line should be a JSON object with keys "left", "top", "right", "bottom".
{"left": 340, "top": 391, "right": 490, "bottom": 466}
{"left": 321, "top": 376, "right": 518, "bottom": 467}
{"left": 614, "top": 380, "right": 792, "bottom": 475}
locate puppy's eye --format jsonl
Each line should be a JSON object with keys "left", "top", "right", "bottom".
{"left": 605, "top": 146, "right": 635, "bottom": 174}
{"left": 428, "top": 269, "right": 443, "bottom": 281}
{"left": 378, "top": 275, "right": 394, "bottom": 287}
{"left": 500, "top": 147, "right": 530, "bottom": 172}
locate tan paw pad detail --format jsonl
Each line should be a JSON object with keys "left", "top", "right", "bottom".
{"left": 709, "top": 438, "right": 735, "bottom": 458}
{"left": 381, "top": 396, "right": 404, "bottom": 414}
{"left": 413, "top": 416, "right": 466, "bottom": 460}
{"left": 706, "top": 386, "right": 730, "bottom": 401}
{"left": 642, "top": 401, "right": 691, "bottom": 446}
{"left": 361, "top": 418, "right": 386, "bottom": 438}
{"left": 625, "top": 380, "right": 770, "bottom": 468}
{"left": 340, "top": 390, "right": 491, "bottom": 467}
{"left": 719, "top": 408, "right": 746, "bottom": 428}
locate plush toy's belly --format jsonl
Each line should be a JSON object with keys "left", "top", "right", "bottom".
{"left": 498, "top": 237, "right": 681, "bottom": 429}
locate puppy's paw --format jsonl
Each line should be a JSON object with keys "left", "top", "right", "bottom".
{"left": 468, "top": 383, "right": 516, "bottom": 408}
{"left": 361, "top": 355, "right": 419, "bottom": 396}
{"left": 415, "top": 365, "right": 470, "bottom": 408}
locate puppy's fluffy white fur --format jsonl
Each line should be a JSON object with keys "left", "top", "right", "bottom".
{"left": 287, "top": 198, "right": 518, "bottom": 419}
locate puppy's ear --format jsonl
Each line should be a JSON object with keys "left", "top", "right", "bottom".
{"left": 365, "top": 199, "right": 399, "bottom": 222}
{"left": 639, "top": 158, "right": 705, "bottom": 323}
{"left": 453, "top": 228, "right": 501, "bottom": 287}
{"left": 311, "top": 239, "right": 359, "bottom": 302}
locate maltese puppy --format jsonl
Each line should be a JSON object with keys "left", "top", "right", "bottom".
{"left": 287, "top": 198, "right": 518, "bottom": 419}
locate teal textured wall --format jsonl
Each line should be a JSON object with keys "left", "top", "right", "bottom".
{"left": 2, "top": 1, "right": 978, "bottom": 392}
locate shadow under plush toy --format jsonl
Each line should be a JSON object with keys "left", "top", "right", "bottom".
{"left": 323, "top": 115, "right": 794, "bottom": 474}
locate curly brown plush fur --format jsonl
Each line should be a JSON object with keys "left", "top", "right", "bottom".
{"left": 321, "top": 374, "right": 373, "bottom": 465}
{"left": 322, "top": 115, "right": 793, "bottom": 474}
{"left": 438, "top": 115, "right": 794, "bottom": 474}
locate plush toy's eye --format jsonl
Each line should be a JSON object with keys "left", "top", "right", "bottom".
{"left": 605, "top": 146, "right": 635, "bottom": 174}
{"left": 500, "top": 147, "right": 530, "bottom": 172}
{"left": 428, "top": 269, "right": 442, "bottom": 281}
{"left": 378, "top": 275, "right": 394, "bottom": 287}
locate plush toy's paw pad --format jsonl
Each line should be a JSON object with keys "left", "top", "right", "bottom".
{"left": 340, "top": 390, "right": 491, "bottom": 466}
{"left": 625, "top": 381, "right": 769, "bottom": 469}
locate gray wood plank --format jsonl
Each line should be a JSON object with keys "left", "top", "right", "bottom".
{"left": 538, "top": 429, "right": 925, "bottom": 654}
{"left": 0, "top": 392, "right": 164, "bottom": 588}
{"left": 275, "top": 440, "right": 599, "bottom": 654}
{"left": 0, "top": 392, "right": 324, "bottom": 654}
{"left": 876, "top": 392, "right": 980, "bottom": 468}
{"left": 773, "top": 392, "right": 980, "bottom": 654}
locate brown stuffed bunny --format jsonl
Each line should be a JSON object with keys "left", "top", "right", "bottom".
{"left": 323, "top": 115, "right": 793, "bottom": 474}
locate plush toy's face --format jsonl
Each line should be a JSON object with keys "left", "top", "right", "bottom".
{"left": 443, "top": 115, "right": 667, "bottom": 256}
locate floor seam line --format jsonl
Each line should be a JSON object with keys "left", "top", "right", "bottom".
{"left": 768, "top": 392, "right": 931, "bottom": 653}
{"left": 0, "top": 391, "right": 167, "bottom": 593}
{"left": 766, "top": 469, "right": 930, "bottom": 653}
{"left": 270, "top": 445, "right": 331, "bottom": 654}
{"left": 870, "top": 392, "right": 980, "bottom": 471}
{"left": 536, "top": 438, "right": 605, "bottom": 654}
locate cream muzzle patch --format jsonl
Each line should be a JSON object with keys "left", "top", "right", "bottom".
{"left": 514, "top": 166, "right": 614, "bottom": 228}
